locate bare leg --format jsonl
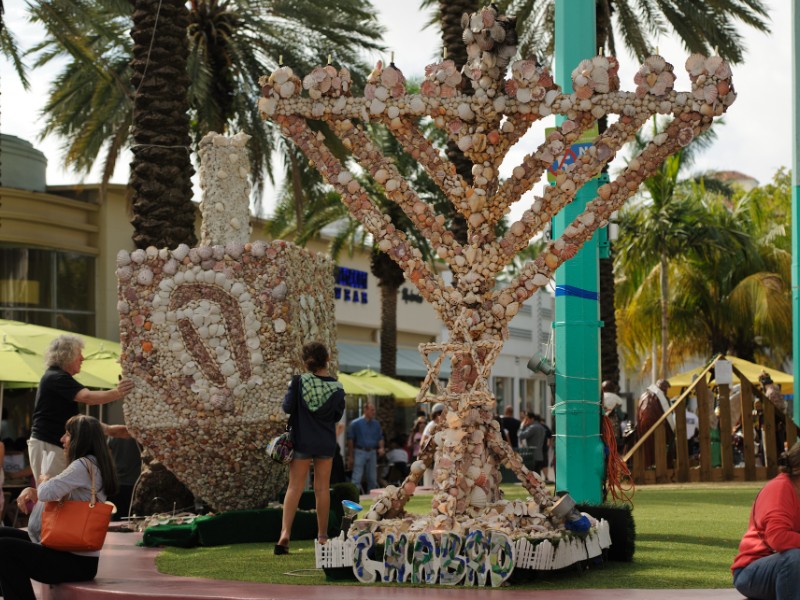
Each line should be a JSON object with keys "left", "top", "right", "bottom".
{"left": 312, "top": 458, "right": 333, "bottom": 541}
{"left": 278, "top": 459, "right": 311, "bottom": 547}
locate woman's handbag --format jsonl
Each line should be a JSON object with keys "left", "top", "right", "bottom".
{"left": 268, "top": 375, "right": 300, "bottom": 465}
{"left": 40, "top": 458, "right": 113, "bottom": 552}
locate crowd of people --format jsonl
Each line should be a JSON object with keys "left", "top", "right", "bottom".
{"left": 5, "top": 330, "right": 799, "bottom": 599}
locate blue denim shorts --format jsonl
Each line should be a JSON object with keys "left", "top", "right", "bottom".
{"left": 293, "top": 450, "right": 334, "bottom": 460}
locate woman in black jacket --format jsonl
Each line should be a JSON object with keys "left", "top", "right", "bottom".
{"left": 275, "top": 342, "right": 345, "bottom": 555}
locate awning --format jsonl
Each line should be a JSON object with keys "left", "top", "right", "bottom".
{"left": 668, "top": 355, "right": 793, "bottom": 397}
{"left": 335, "top": 342, "right": 451, "bottom": 379}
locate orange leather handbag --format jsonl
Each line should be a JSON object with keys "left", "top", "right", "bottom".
{"left": 40, "top": 458, "right": 113, "bottom": 552}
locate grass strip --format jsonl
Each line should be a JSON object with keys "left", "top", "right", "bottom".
{"left": 155, "top": 482, "right": 760, "bottom": 589}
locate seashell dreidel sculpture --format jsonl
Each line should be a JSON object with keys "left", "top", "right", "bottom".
{"left": 260, "top": 4, "right": 735, "bottom": 583}
{"left": 118, "top": 131, "right": 338, "bottom": 512}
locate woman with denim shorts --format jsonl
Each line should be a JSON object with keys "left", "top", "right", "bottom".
{"left": 275, "top": 342, "right": 345, "bottom": 555}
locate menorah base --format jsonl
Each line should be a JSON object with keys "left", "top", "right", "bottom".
{"left": 315, "top": 518, "right": 610, "bottom": 586}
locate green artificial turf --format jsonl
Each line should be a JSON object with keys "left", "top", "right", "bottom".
{"left": 155, "top": 482, "right": 760, "bottom": 589}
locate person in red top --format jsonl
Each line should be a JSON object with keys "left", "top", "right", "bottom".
{"left": 732, "top": 441, "right": 800, "bottom": 600}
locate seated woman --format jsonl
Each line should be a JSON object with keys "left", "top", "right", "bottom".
{"left": 732, "top": 441, "right": 800, "bottom": 600}
{"left": 0, "top": 415, "right": 118, "bottom": 600}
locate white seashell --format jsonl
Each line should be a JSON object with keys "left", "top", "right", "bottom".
{"left": 469, "top": 487, "right": 488, "bottom": 509}
{"left": 369, "top": 98, "right": 386, "bottom": 115}
{"left": 274, "top": 318, "right": 287, "bottom": 333}
{"left": 116, "top": 250, "right": 131, "bottom": 267}
{"left": 457, "top": 103, "right": 475, "bottom": 121}
{"left": 136, "top": 268, "right": 153, "bottom": 286}
{"left": 130, "top": 249, "right": 147, "bottom": 264}
{"left": 116, "top": 266, "right": 132, "bottom": 281}
{"left": 172, "top": 244, "right": 190, "bottom": 261}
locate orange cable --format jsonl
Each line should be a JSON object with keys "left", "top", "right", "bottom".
{"left": 601, "top": 414, "right": 635, "bottom": 505}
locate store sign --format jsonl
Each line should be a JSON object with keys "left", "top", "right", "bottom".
{"left": 401, "top": 287, "right": 423, "bottom": 304}
{"left": 334, "top": 266, "right": 368, "bottom": 304}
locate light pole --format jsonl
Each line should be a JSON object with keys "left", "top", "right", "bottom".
{"left": 552, "top": 0, "right": 604, "bottom": 503}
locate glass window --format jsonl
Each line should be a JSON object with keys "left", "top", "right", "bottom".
{"left": 56, "top": 252, "right": 93, "bottom": 311}
{"left": 0, "top": 246, "right": 94, "bottom": 335}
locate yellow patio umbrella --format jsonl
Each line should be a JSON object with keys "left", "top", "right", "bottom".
{"left": 0, "top": 319, "right": 121, "bottom": 390}
{"left": 337, "top": 372, "right": 387, "bottom": 396}
{"left": 349, "top": 369, "right": 421, "bottom": 400}
{"left": 668, "top": 355, "right": 793, "bottom": 397}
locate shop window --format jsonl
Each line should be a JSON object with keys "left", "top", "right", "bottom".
{"left": 0, "top": 246, "right": 95, "bottom": 334}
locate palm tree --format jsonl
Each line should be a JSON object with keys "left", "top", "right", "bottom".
{"left": 26, "top": 0, "right": 383, "bottom": 209}
{"left": 129, "top": 0, "right": 196, "bottom": 249}
{"left": 0, "top": 1, "right": 30, "bottom": 89}
{"left": 499, "top": 0, "right": 769, "bottom": 64}
{"left": 615, "top": 120, "right": 726, "bottom": 378}
{"left": 489, "top": 0, "right": 769, "bottom": 385}
{"left": 671, "top": 179, "right": 792, "bottom": 365}
{"left": 617, "top": 177, "right": 792, "bottom": 372}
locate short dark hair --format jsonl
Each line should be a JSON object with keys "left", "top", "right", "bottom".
{"left": 302, "top": 341, "right": 329, "bottom": 372}
{"left": 780, "top": 441, "right": 800, "bottom": 478}
{"left": 64, "top": 415, "right": 119, "bottom": 497}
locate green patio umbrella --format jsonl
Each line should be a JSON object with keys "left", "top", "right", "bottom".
{"left": 349, "top": 369, "right": 421, "bottom": 400}
{"left": 0, "top": 319, "right": 121, "bottom": 390}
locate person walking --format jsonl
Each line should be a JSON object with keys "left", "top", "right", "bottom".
{"left": 500, "top": 405, "right": 521, "bottom": 449}
{"left": 406, "top": 417, "right": 426, "bottom": 461}
{"left": 732, "top": 441, "right": 800, "bottom": 600}
{"left": 275, "top": 342, "right": 345, "bottom": 555}
{"left": 519, "top": 412, "right": 547, "bottom": 476}
{"left": 0, "top": 415, "right": 119, "bottom": 600}
{"left": 347, "top": 403, "right": 384, "bottom": 494}
{"left": 29, "top": 335, "right": 132, "bottom": 484}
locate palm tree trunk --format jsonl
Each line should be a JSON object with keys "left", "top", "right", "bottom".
{"left": 599, "top": 253, "right": 619, "bottom": 384}
{"left": 289, "top": 153, "right": 305, "bottom": 232}
{"left": 379, "top": 278, "right": 400, "bottom": 378}
{"left": 130, "top": 0, "right": 196, "bottom": 249}
{"left": 439, "top": 0, "right": 478, "bottom": 246}
{"left": 129, "top": 0, "right": 195, "bottom": 509}
{"left": 660, "top": 253, "right": 669, "bottom": 378}
{"left": 371, "top": 250, "right": 404, "bottom": 377}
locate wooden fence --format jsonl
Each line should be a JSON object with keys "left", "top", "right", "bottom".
{"left": 623, "top": 357, "right": 798, "bottom": 484}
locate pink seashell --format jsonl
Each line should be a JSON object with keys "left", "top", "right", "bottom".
{"left": 439, "top": 85, "right": 456, "bottom": 98}
{"left": 562, "top": 243, "right": 579, "bottom": 260}
{"left": 420, "top": 80, "right": 438, "bottom": 97}
{"left": 381, "top": 66, "right": 399, "bottom": 87}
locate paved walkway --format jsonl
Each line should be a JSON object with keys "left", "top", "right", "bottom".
{"left": 38, "top": 531, "right": 745, "bottom": 600}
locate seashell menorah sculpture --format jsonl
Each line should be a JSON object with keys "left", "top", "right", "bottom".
{"left": 260, "top": 5, "right": 735, "bottom": 584}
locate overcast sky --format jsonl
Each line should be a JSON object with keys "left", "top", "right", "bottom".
{"left": 0, "top": 1, "right": 791, "bottom": 223}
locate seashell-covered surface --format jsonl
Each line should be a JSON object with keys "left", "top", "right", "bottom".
{"left": 198, "top": 131, "right": 253, "bottom": 246}
{"left": 118, "top": 240, "right": 336, "bottom": 511}
{"left": 259, "top": 3, "right": 734, "bottom": 576}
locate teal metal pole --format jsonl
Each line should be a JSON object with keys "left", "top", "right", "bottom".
{"left": 793, "top": 2, "right": 800, "bottom": 429}
{"left": 552, "top": 0, "right": 604, "bottom": 503}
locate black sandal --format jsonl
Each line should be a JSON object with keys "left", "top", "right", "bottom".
{"left": 274, "top": 543, "right": 289, "bottom": 555}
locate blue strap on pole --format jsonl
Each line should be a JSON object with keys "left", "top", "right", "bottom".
{"left": 554, "top": 285, "right": 599, "bottom": 301}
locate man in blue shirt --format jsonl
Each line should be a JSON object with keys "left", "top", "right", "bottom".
{"left": 347, "top": 403, "right": 384, "bottom": 493}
